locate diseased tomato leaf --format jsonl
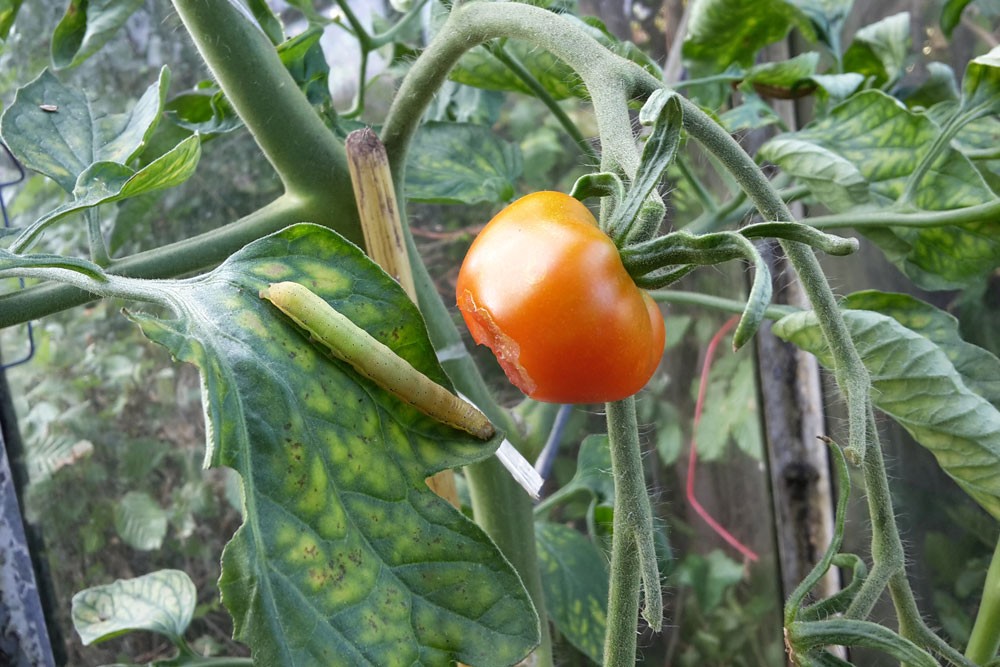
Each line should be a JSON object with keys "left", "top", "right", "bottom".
{"left": 128, "top": 223, "right": 537, "bottom": 667}
{"left": 759, "top": 90, "right": 1000, "bottom": 290}
{"left": 774, "top": 304, "right": 1000, "bottom": 521}
{"left": 535, "top": 521, "right": 608, "bottom": 664}
{"left": 405, "top": 121, "right": 522, "bottom": 205}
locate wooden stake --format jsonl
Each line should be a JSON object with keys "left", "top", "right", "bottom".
{"left": 345, "top": 128, "right": 460, "bottom": 508}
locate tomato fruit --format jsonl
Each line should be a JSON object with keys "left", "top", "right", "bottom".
{"left": 455, "top": 191, "right": 665, "bottom": 403}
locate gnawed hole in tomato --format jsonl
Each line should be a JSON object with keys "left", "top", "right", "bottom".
{"left": 457, "top": 290, "right": 537, "bottom": 396}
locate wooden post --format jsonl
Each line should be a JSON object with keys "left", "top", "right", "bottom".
{"left": 345, "top": 128, "right": 460, "bottom": 507}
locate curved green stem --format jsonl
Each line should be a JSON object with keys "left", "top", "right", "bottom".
{"left": 650, "top": 289, "right": 797, "bottom": 320}
{"left": 967, "top": 536, "right": 1000, "bottom": 665}
{"left": 808, "top": 198, "right": 1000, "bottom": 230}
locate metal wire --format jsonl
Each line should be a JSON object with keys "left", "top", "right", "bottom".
{"left": 1, "top": 142, "right": 34, "bottom": 370}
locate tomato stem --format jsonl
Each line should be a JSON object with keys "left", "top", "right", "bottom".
{"left": 966, "top": 535, "right": 1000, "bottom": 664}
{"left": 604, "top": 396, "right": 662, "bottom": 666}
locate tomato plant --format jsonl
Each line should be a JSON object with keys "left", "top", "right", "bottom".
{"left": 1, "top": 1, "right": 1000, "bottom": 667}
{"left": 456, "top": 191, "right": 665, "bottom": 403}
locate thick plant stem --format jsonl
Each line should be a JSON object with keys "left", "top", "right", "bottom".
{"left": 604, "top": 397, "right": 659, "bottom": 666}
{"left": 808, "top": 198, "right": 1000, "bottom": 230}
{"left": 171, "top": 0, "right": 362, "bottom": 244}
{"left": 967, "top": 536, "right": 1000, "bottom": 664}
{"left": 843, "top": 412, "right": 905, "bottom": 621}
{"left": 465, "top": 458, "right": 553, "bottom": 666}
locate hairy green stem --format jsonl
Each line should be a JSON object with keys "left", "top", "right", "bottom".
{"left": 845, "top": 410, "right": 905, "bottom": 620}
{"left": 604, "top": 397, "right": 661, "bottom": 665}
{"left": 808, "top": 198, "right": 1000, "bottom": 230}
{"left": 171, "top": 0, "right": 362, "bottom": 244}
{"left": 650, "top": 289, "right": 797, "bottom": 320}
{"left": 888, "top": 568, "right": 978, "bottom": 667}
{"left": 967, "top": 536, "right": 1000, "bottom": 664}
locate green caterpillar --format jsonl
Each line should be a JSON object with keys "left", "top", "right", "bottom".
{"left": 260, "top": 281, "right": 494, "bottom": 441}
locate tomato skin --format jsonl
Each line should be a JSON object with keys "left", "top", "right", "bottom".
{"left": 456, "top": 191, "right": 665, "bottom": 403}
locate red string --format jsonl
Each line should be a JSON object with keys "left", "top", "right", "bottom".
{"left": 685, "top": 315, "right": 759, "bottom": 563}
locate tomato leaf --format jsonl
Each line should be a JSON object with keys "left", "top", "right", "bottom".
{"left": 8, "top": 135, "right": 201, "bottom": 252}
{"left": 773, "top": 307, "right": 1000, "bottom": 521}
{"left": 840, "top": 291, "right": 1000, "bottom": 407}
{"left": 2, "top": 67, "right": 171, "bottom": 193}
{"left": 128, "top": 224, "right": 536, "bottom": 666}
{"left": 961, "top": 45, "right": 1000, "bottom": 115}
{"left": 941, "top": 0, "right": 978, "bottom": 38}
{"left": 0, "top": 0, "right": 22, "bottom": 41}
{"left": 682, "top": 0, "right": 804, "bottom": 74}
{"left": 534, "top": 521, "right": 608, "bottom": 664}
{"left": 71, "top": 569, "right": 196, "bottom": 646}
{"left": 536, "top": 434, "right": 615, "bottom": 512}
{"left": 759, "top": 89, "right": 1000, "bottom": 289}
{"left": 113, "top": 491, "right": 168, "bottom": 551}
{"left": 405, "top": 121, "right": 522, "bottom": 205}
{"left": 842, "top": 12, "right": 911, "bottom": 88}
{"left": 51, "top": 0, "right": 145, "bottom": 70}
{"left": 742, "top": 52, "right": 820, "bottom": 98}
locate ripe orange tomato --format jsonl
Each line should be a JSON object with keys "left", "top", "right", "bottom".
{"left": 455, "top": 191, "right": 665, "bottom": 403}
